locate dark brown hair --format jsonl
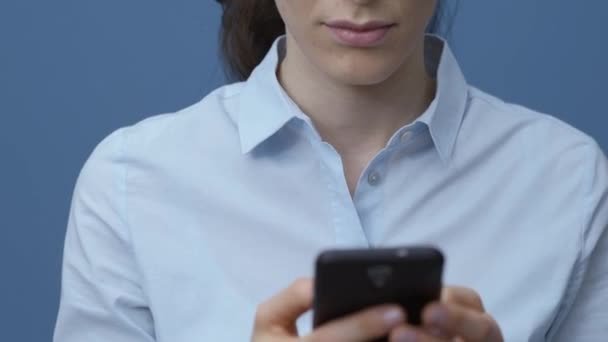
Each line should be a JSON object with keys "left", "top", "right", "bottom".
{"left": 216, "top": 0, "right": 447, "bottom": 82}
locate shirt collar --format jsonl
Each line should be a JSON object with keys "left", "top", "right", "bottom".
{"left": 418, "top": 35, "right": 469, "bottom": 162}
{"left": 235, "top": 37, "right": 296, "bottom": 154}
{"left": 236, "top": 35, "right": 469, "bottom": 162}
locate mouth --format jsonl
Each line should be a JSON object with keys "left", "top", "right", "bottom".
{"left": 324, "top": 20, "right": 396, "bottom": 48}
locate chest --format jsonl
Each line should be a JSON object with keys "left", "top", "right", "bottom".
{"left": 124, "top": 142, "right": 582, "bottom": 341}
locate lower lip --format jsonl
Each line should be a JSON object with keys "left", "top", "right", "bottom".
{"left": 326, "top": 25, "right": 393, "bottom": 47}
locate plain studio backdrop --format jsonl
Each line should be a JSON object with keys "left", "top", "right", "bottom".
{"left": 0, "top": 1, "right": 606, "bottom": 341}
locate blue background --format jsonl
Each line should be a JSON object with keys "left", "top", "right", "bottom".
{"left": 1, "top": 1, "right": 606, "bottom": 341}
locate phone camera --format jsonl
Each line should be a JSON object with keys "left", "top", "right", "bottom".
{"left": 367, "top": 265, "right": 393, "bottom": 288}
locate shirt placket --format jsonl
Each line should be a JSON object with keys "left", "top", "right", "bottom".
{"left": 315, "top": 141, "right": 370, "bottom": 247}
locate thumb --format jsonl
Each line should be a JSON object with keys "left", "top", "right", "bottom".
{"left": 253, "top": 278, "right": 313, "bottom": 336}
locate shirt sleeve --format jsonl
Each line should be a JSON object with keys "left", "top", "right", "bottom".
{"left": 549, "top": 142, "right": 608, "bottom": 341}
{"left": 53, "top": 128, "right": 155, "bottom": 342}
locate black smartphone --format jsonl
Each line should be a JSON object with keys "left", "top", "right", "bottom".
{"left": 312, "top": 246, "right": 444, "bottom": 336}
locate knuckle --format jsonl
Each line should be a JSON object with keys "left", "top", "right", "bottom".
{"left": 449, "top": 307, "right": 465, "bottom": 328}
{"left": 459, "top": 287, "right": 479, "bottom": 300}
{"left": 443, "top": 286, "right": 465, "bottom": 299}
{"left": 477, "top": 313, "right": 496, "bottom": 340}
{"left": 451, "top": 286, "right": 485, "bottom": 310}
{"left": 254, "top": 302, "right": 271, "bottom": 326}
{"left": 470, "top": 292, "right": 484, "bottom": 308}
{"left": 291, "top": 277, "right": 310, "bottom": 293}
{"left": 358, "top": 307, "right": 388, "bottom": 334}
{"left": 441, "top": 287, "right": 455, "bottom": 300}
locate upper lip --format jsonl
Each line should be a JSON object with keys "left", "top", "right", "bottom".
{"left": 324, "top": 20, "right": 396, "bottom": 31}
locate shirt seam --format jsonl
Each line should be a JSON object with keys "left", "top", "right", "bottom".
{"left": 118, "top": 127, "right": 156, "bottom": 323}
{"left": 544, "top": 142, "right": 595, "bottom": 340}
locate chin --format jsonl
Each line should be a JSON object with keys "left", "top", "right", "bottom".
{"left": 326, "top": 61, "right": 398, "bottom": 87}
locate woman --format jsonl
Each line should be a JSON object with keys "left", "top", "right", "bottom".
{"left": 54, "top": 0, "right": 608, "bottom": 341}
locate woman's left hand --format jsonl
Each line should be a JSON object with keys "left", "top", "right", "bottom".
{"left": 389, "top": 287, "right": 504, "bottom": 342}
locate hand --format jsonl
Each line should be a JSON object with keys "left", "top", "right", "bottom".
{"left": 251, "top": 278, "right": 407, "bottom": 341}
{"left": 389, "top": 287, "right": 504, "bottom": 342}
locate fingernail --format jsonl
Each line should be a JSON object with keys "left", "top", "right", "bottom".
{"left": 394, "top": 329, "right": 417, "bottom": 342}
{"left": 383, "top": 308, "right": 405, "bottom": 326}
{"left": 427, "top": 306, "right": 446, "bottom": 326}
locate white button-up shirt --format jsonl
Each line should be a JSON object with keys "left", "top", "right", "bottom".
{"left": 54, "top": 35, "right": 608, "bottom": 341}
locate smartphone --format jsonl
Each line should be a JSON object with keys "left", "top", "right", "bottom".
{"left": 312, "top": 246, "right": 444, "bottom": 335}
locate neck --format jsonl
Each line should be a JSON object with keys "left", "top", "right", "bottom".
{"left": 277, "top": 34, "right": 436, "bottom": 156}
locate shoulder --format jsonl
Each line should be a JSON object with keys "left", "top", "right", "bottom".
{"left": 458, "top": 87, "right": 607, "bottom": 213}
{"left": 122, "top": 82, "right": 245, "bottom": 150}
{"left": 462, "top": 86, "right": 603, "bottom": 166}
{"left": 77, "top": 81, "right": 249, "bottom": 192}
{"left": 466, "top": 86, "right": 597, "bottom": 149}
{"left": 91, "top": 81, "right": 247, "bottom": 164}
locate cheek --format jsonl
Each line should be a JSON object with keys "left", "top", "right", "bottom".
{"left": 275, "top": 0, "right": 313, "bottom": 34}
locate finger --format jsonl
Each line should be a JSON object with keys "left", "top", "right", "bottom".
{"left": 389, "top": 324, "right": 447, "bottom": 342}
{"left": 441, "top": 287, "right": 485, "bottom": 312}
{"left": 422, "top": 303, "right": 502, "bottom": 341}
{"left": 308, "top": 305, "right": 406, "bottom": 342}
{"left": 254, "top": 278, "right": 313, "bottom": 334}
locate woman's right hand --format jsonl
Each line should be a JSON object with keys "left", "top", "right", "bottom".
{"left": 251, "top": 278, "right": 406, "bottom": 342}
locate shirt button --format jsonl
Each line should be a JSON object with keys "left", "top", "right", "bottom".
{"left": 400, "top": 131, "right": 412, "bottom": 142}
{"left": 367, "top": 171, "right": 381, "bottom": 186}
